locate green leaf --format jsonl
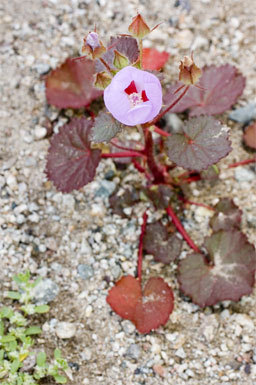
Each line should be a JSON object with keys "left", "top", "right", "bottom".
{"left": 1, "top": 334, "right": 16, "bottom": 343}
{"left": 13, "top": 271, "right": 30, "bottom": 285}
{"left": 11, "top": 358, "right": 20, "bottom": 374}
{"left": 53, "top": 374, "right": 67, "bottom": 384}
{"left": 165, "top": 116, "right": 231, "bottom": 171}
{"left": 0, "top": 321, "right": 4, "bottom": 336}
{"left": 25, "top": 326, "right": 42, "bottom": 335}
{"left": 34, "top": 305, "right": 50, "bottom": 314}
{"left": 7, "top": 291, "right": 21, "bottom": 300}
{"left": 0, "top": 349, "right": 4, "bottom": 361}
{"left": 36, "top": 351, "right": 47, "bottom": 367}
{"left": 54, "top": 349, "right": 62, "bottom": 360}
{"left": 0, "top": 307, "right": 14, "bottom": 319}
{"left": 90, "top": 112, "right": 123, "bottom": 143}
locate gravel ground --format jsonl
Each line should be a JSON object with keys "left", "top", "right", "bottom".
{"left": 0, "top": 0, "right": 256, "bottom": 384}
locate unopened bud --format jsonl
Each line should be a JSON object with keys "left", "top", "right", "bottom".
{"left": 82, "top": 31, "right": 106, "bottom": 60}
{"left": 128, "top": 14, "right": 151, "bottom": 39}
{"left": 179, "top": 54, "right": 201, "bottom": 85}
{"left": 94, "top": 72, "right": 112, "bottom": 89}
{"left": 113, "top": 50, "right": 129, "bottom": 70}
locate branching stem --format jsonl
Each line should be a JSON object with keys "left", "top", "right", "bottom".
{"left": 228, "top": 158, "right": 256, "bottom": 168}
{"left": 137, "top": 211, "right": 148, "bottom": 284}
{"left": 101, "top": 150, "right": 145, "bottom": 159}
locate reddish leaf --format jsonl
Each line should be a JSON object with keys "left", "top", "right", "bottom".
{"left": 166, "top": 116, "right": 232, "bottom": 171}
{"left": 210, "top": 198, "right": 242, "bottom": 232}
{"left": 90, "top": 112, "right": 123, "bottom": 143}
{"left": 107, "top": 276, "right": 142, "bottom": 320}
{"left": 143, "top": 221, "right": 182, "bottom": 264}
{"left": 142, "top": 48, "right": 169, "bottom": 71}
{"left": 164, "top": 65, "right": 245, "bottom": 116}
{"left": 109, "top": 187, "right": 139, "bottom": 217}
{"left": 96, "top": 36, "right": 139, "bottom": 72}
{"left": 45, "top": 58, "right": 102, "bottom": 109}
{"left": 46, "top": 117, "right": 101, "bottom": 192}
{"left": 107, "top": 275, "right": 174, "bottom": 333}
{"left": 243, "top": 122, "right": 256, "bottom": 150}
{"left": 147, "top": 184, "right": 177, "bottom": 209}
{"left": 178, "top": 230, "right": 256, "bottom": 307}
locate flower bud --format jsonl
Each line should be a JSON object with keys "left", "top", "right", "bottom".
{"left": 179, "top": 54, "right": 201, "bottom": 85}
{"left": 95, "top": 72, "right": 112, "bottom": 89}
{"left": 128, "top": 14, "right": 151, "bottom": 39}
{"left": 113, "top": 50, "right": 129, "bottom": 70}
{"left": 81, "top": 31, "right": 106, "bottom": 60}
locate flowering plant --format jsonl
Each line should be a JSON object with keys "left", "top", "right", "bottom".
{"left": 45, "top": 14, "right": 256, "bottom": 334}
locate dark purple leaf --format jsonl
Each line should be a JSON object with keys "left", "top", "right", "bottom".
{"left": 45, "top": 57, "right": 102, "bottom": 109}
{"left": 178, "top": 230, "right": 256, "bottom": 307}
{"left": 96, "top": 36, "right": 139, "bottom": 72}
{"left": 143, "top": 221, "right": 182, "bottom": 264}
{"left": 210, "top": 198, "right": 242, "bottom": 232}
{"left": 109, "top": 187, "right": 140, "bottom": 217}
{"left": 46, "top": 117, "right": 101, "bottom": 192}
{"left": 166, "top": 116, "right": 232, "bottom": 171}
{"left": 90, "top": 112, "right": 122, "bottom": 143}
{"left": 147, "top": 184, "right": 177, "bottom": 209}
{"left": 164, "top": 65, "right": 245, "bottom": 116}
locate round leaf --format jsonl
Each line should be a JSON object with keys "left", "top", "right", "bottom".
{"left": 166, "top": 116, "right": 232, "bottom": 171}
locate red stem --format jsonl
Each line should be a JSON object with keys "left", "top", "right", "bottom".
{"left": 166, "top": 206, "right": 200, "bottom": 253}
{"left": 137, "top": 211, "right": 148, "bottom": 284}
{"left": 153, "top": 125, "right": 171, "bottom": 137}
{"left": 101, "top": 150, "right": 144, "bottom": 159}
{"left": 145, "top": 85, "right": 189, "bottom": 126}
{"left": 110, "top": 139, "right": 144, "bottom": 153}
{"left": 179, "top": 197, "right": 214, "bottom": 211}
{"left": 132, "top": 160, "right": 152, "bottom": 180}
{"left": 144, "top": 130, "right": 166, "bottom": 183}
{"left": 228, "top": 158, "right": 256, "bottom": 168}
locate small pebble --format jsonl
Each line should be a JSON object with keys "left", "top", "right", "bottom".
{"left": 56, "top": 321, "right": 76, "bottom": 339}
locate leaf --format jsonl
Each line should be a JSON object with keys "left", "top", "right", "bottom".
{"left": 11, "top": 359, "right": 20, "bottom": 374}
{"left": 45, "top": 57, "right": 102, "bottom": 109}
{"left": 25, "top": 326, "right": 42, "bottom": 335}
{"left": 143, "top": 221, "right": 182, "bottom": 264}
{"left": 96, "top": 36, "right": 139, "bottom": 72}
{"left": 37, "top": 352, "right": 47, "bottom": 367}
{"left": 46, "top": 117, "right": 101, "bottom": 192}
{"left": 90, "top": 112, "right": 122, "bottom": 143}
{"left": 53, "top": 374, "right": 67, "bottom": 384}
{"left": 164, "top": 65, "right": 245, "bottom": 116}
{"left": 0, "top": 307, "right": 14, "bottom": 319}
{"left": 107, "top": 275, "right": 174, "bottom": 333}
{"left": 109, "top": 187, "right": 140, "bottom": 217}
{"left": 54, "top": 349, "right": 62, "bottom": 360}
{"left": 243, "top": 122, "right": 256, "bottom": 149}
{"left": 178, "top": 230, "right": 256, "bottom": 307}
{"left": 7, "top": 291, "right": 21, "bottom": 300}
{"left": 166, "top": 116, "right": 232, "bottom": 171}
{"left": 142, "top": 48, "right": 169, "bottom": 71}
{"left": 146, "top": 184, "right": 177, "bottom": 210}
{"left": 210, "top": 198, "right": 242, "bottom": 232}
{"left": 0, "top": 321, "right": 4, "bottom": 336}
{"left": 34, "top": 305, "right": 50, "bottom": 314}
{"left": 1, "top": 334, "right": 16, "bottom": 343}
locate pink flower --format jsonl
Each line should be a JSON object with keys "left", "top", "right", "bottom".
{"left": 104, "top": 66, "right": 162, "bottom": 126}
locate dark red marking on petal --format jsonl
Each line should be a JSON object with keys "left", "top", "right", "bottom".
{"left": 124, "top": 80, "right": 138, "bottom": 95}
{"left": 141, "top": 90, "right": 149, "bottom": 102}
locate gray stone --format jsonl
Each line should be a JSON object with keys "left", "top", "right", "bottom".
{"left": 95, "top": 180, "right": 116, "bottom": 198}
{"left": 166, "top": 113, "right": 183, "bottom": 134}
{"left": 34, "top": 63, "right": 50, "bottom": 75}
{"left": 32, "top": 279, "right": 59, "bottom": 304}
{"left": 56, "top": 321, "right": 76, "bottom": 339}
{"left": 234, "top": 167, "right": 255, "bottom": 182}
{"left": 77, "top": 264, "right": 94, "bottom": 280}
{"left": 126, "top": 343, "right": 141, "bottom": 360}
{"left": 229, "top": 103, "right": 256, "bottom": 124}
{"left": 247, "top": 213, "right": 256, "bottom": 228}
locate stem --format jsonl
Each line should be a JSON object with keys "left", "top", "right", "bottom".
{"left": 166, "top": 206, "right": 200, "bottom": 253}
{"left": 139, "top": 39, "right": 143, "bottom": 68}
{"left": 132, "top": 160, "right": 152, "bottom": 180}
{"left": 153, "top": 125, "right": 171, "bottom": 137}
{"left": 99, "top": 57, "right": 113, "bottom": 74}
{"left": 101, "top": 150, "right": 144, "bottom": 159}
{"left": 137, "top": 211, "right": 148, "bottom": 284}
{"left": 110, "top": 139, "right": 144, "bottom": 153}
{"left": 179, "top": 197, "right": 214, "bottom": 211}
{"left": 228, "top": 158, "right": 256, "bottom": 168}
{"left": 144, "top": 130, "right": 166, "bottom": 183}
{"left": 146, "top": 85, "right": 189, "bottom": 126}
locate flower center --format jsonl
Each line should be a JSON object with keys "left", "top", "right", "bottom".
{"left": 124, "top": 80, "right": 149, "bottom": 108}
